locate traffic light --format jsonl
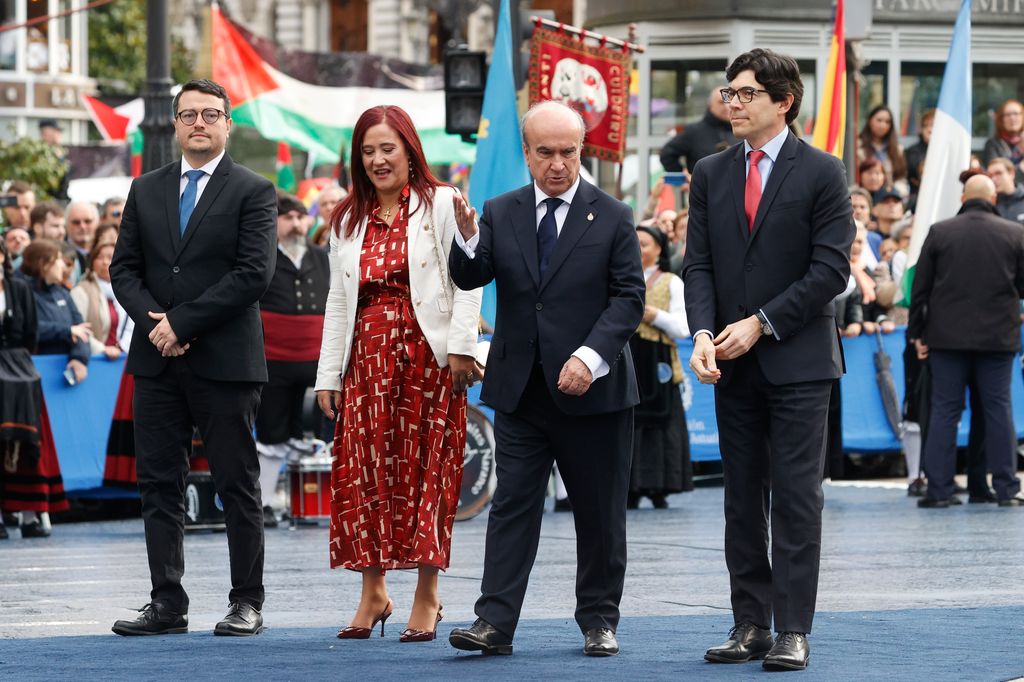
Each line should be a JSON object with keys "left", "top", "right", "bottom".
{"left": 444, "top": 47, "right": 487, "bottom": 137}
{"left": 514, "top": 8, "right": 554, "bottom": 91}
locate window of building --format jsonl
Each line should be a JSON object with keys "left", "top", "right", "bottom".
{"left": 56, "top": 0, "right": 72, "bottom": 73}
{"left": 900, "top": 61, "right": 1024, "bottom": 140}
{"left": 26, "top": 0, "right": 48, "bottom": 72}
{"left": 794, "top": 59, "right": 817, "bottom": 139}
{"left": 857, "top": 60, "right": 888, "bottom": 132}
{"left": 648, "top": 59, "right": 727, "bottom": 136}
{"left": 0, "top": 0, "right": 17, "bottom": 71}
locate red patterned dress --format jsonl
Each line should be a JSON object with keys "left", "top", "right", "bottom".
{"left": 329, "top": 191, "right": 466, "bottom": 571}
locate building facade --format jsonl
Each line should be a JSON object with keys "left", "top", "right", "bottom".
{"left": 585, "top": 0, "right": 1024, "bottom": 209}
{"left": 0, "top": 0, "right": 94, "bottom": 143}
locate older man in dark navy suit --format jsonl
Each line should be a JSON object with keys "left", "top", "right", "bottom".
{"left": 446, "top": 100, "right": 644, "bottom": 657}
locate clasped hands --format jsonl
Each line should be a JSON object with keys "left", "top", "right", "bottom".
{"left": 688, "top": 315, "right": 763, "bottom": 385}
{"left": 147, "top": 311, "right": 190, "bottom": 357}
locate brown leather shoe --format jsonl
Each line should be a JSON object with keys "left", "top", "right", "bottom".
{"left": 705, "top": 622, "right": 773, "bottom": 663}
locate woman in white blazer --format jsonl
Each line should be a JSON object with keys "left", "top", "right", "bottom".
{"left": 315, "top": 105, "right": 482, "bottom": 643}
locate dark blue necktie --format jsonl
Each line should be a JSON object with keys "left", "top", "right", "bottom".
{"left": 537, "top": 197, "right": 562, "bottom": 277}
{"left": 179, "top": 169, "right": 205, "bottom": 236}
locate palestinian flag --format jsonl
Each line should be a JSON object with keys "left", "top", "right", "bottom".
{"left": 81, "top": 94, "right": 145, "bottom": 176}
{"left": 212, "top": 6, "right": 475, "bottom": 165}
{"left": 276, "top": 141, "right": 297, "bottom": 192}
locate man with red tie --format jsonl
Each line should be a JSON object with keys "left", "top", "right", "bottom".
{"left": 681, "top": 49, "right": 854, "bottom": 671}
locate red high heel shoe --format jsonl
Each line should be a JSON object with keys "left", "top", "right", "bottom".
{"left": 337, "top": 599, "right": 394, "bottom": 639}
{"left": 399, "top": 604, "right": 443, "bottom": 643}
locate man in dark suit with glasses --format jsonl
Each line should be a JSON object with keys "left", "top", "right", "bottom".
{"left": 682, "top": 49, "right": 854, "bottom": 671}
{"left": 110, "top": 78, "right": 277, "bottom": 638}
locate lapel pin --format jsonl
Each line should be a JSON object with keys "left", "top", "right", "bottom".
{"left": 587, "top": 212, "right": 594, "bottom": 221}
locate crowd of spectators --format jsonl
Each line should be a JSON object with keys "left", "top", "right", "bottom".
{"left": 0, "top": 172, "right": 347, "bottom": 539}
{"left": 653, "top": 94, "right": 1024, "bottom": 492}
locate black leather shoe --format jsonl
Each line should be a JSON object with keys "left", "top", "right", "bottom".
{"left": 112, "top": 603, "right": 188, "bottom": 636}
{"left": 918, "top": 496, "right": 962, "bottom": 508}
{"left": 448, "top": 618, "right": 513, "bottom": 655}
{"left": 998, "top": 492, "right": 1024, "bottom": 507}
{"left": 907, "top": 478, "right": 927, "bottom": 497}
{"left": 20, "top": 520, "right": 50, "bottom": 538}
{"left": 553, "top": 498, "right": 572, "bottom": 512}
{"left": 649, "top": 494, "right": 669, "bottom": 510}
{"left": 262, "top": 506, "right": 279, "bottom": 528}
{"left": 583, "top": 627, "right": 619, "bottom": 656}
{"left": 968, "top": 488, "right": 998, "bottom": 504}
{"left": 214, "top": 602, "right": 264, "bottom": 636}
{"left": 763, "top": 631, "right": 810, "bottom": 671}
{"left": 0, "top": 523, "right": 7, "bottom": 540}
{"left": 953, "top": 482, "right": 968, "bottom": 495}
{"left": 704, "top": 622, "right": 774, "bottom": 663}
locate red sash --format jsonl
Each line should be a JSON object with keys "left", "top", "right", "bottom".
{"left": 261, "top": 311, "right": 324, "bottom": 362}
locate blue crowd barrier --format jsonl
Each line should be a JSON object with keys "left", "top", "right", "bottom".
{"left": 36, "top": 329, "right": 1024, "bottom": 493}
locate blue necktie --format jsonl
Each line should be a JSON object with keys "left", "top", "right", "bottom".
{"left": 179, "top": 169, "right": 205, "bottom": 236}
{"left": 537, "top": 197, "right": 562, "bottom": 278}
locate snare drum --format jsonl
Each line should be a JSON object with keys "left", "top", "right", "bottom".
{"left": 288, "top": 455, "right": 333, "bottom": 524}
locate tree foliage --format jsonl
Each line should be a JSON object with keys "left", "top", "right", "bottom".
{"left": 89, "top": 0, "right": 194, "bottom": 95}
{"left": 0, "top": 135, "right": 66, "bottom": 198}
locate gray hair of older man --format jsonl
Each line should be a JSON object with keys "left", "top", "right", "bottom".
{"left": 520, "top": 100, "right": 586, "bottom": 148}
{"left": 891, "top": 214, "right": 914, "bottom": 242}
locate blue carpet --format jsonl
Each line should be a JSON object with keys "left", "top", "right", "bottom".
{"left": 3, "top": 607, "right": 1022, "bottom": 681}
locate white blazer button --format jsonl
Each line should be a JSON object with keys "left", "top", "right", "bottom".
{"left": 421, "top": 260, "right": 427, "bottom": 267}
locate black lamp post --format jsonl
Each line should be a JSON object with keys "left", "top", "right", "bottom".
{"left": 140, "top": 0, "right": 177, "bottom": 173}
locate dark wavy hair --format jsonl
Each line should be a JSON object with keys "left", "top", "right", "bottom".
{"left": 172, "top": 79, "right": 231, "bottom": 118}
{"left": 332, "top": 105, "right": 447, "bottom": 238}
{"left": 859, "top": 105, "right": 907, "bottom": 180}
{"left": 725, "top": 48, "right": 803, "bottom": 125}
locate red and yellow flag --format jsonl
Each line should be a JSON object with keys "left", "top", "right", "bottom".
{"left": 812, "top": 0, "right": 846, "bottom": 158}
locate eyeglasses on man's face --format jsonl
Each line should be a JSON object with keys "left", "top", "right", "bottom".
{"left": 175, "top": 108, "right": 229, "bottom": 126}
{"left": 720, "top": 87, "right": 771, "bottom": 104}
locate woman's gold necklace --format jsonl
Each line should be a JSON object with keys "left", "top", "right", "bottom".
{"left": 380, "top": 202, "right": 399, "bottom": 221}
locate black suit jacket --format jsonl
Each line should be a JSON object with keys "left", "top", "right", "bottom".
{"left": 908, "top": 199, "right": 1024, "bottom": 353}
{"left": 110, "top": 154, "right": 277, "bottom": 382}
{"left": 449, "top": 180, "right": 645, "bottom": 416}
{"left": 682, "top": 132, "right": 854, "bottom": 386}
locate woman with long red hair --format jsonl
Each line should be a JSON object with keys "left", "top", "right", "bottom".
{"left": 314, "top": 105, "right": 482, "bottom": 642}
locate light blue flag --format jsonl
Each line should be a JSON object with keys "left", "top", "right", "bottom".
{"left": 902, "top": 0, "right": 971, "bottom": 304}
{"left": 468, "top": 0, "right": 530, "bottom": 326}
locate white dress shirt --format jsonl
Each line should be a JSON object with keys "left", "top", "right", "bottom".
{"left": 454, "top": 176, "right": 611, "bottom": 380}
{"left": 178, "top": 150, "right": 226, "bottom": 204}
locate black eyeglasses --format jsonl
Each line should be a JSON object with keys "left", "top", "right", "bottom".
{"left": 720, "top": 87, "right": 771, "bottom": 104}
{"left": 175, "top": 108, "right": 229, "bottom": 126}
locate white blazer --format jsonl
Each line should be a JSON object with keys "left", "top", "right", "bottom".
{"left": 314, "top": 185, "right": 483, "bottom": 392}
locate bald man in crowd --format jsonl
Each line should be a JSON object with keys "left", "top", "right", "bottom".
{"left": 909, "top": 174, "right": 1024, "bottom": 508}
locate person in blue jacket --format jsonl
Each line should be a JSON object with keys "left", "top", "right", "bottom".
{"left": 17, "top": 239, "right": 90, "bottom": 384}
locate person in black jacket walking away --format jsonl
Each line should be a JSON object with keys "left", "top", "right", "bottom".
{"left": 659, "top": 90, "right": 737, "bottom": 174}
{"left": 909, "top": 175, "right": 1024, "bottom": 508}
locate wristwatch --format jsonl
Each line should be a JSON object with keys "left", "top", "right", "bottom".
{"left": 755, "top": 311, "right": 773, "bottom": 336}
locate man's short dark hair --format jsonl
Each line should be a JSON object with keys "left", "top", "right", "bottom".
{"left": 277, "top": 192, "right": 306, "bottom": 217}
{"left": 172, "top": 79, "right": 231, "bottom": 118}
{"left": 726, "top": 49, "right": 804, "bottom": 125}
{"left": 29, "top": 200, "right": 63, "bottom": 227}
{"left": 6, "top": 180, "right": 33, "bottom": 196}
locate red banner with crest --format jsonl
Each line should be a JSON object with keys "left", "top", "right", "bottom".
{"left": 528, "top": 26, "right": 631, "bottom": 163}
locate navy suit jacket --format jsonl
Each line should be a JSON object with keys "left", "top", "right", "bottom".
{"left": 682, "top": 132, "right": 854, "bottom": 386}
{"left": 449, "top": 179, "right": 645, "bottom": 416}
{"left": 110, "top": 154, "right": 277, "bottom": 382}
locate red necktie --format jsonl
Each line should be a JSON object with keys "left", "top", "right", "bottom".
{"left": 745, "top": 149, "right": 766, "bottom": 232}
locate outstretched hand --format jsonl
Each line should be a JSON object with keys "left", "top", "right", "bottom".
{"left": 452, "top": 193, "right": 478, "bottom": 242}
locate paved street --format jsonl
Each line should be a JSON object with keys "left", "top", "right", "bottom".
{"left": 2, "top": 481, "right": 1023, "bottom": 680}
